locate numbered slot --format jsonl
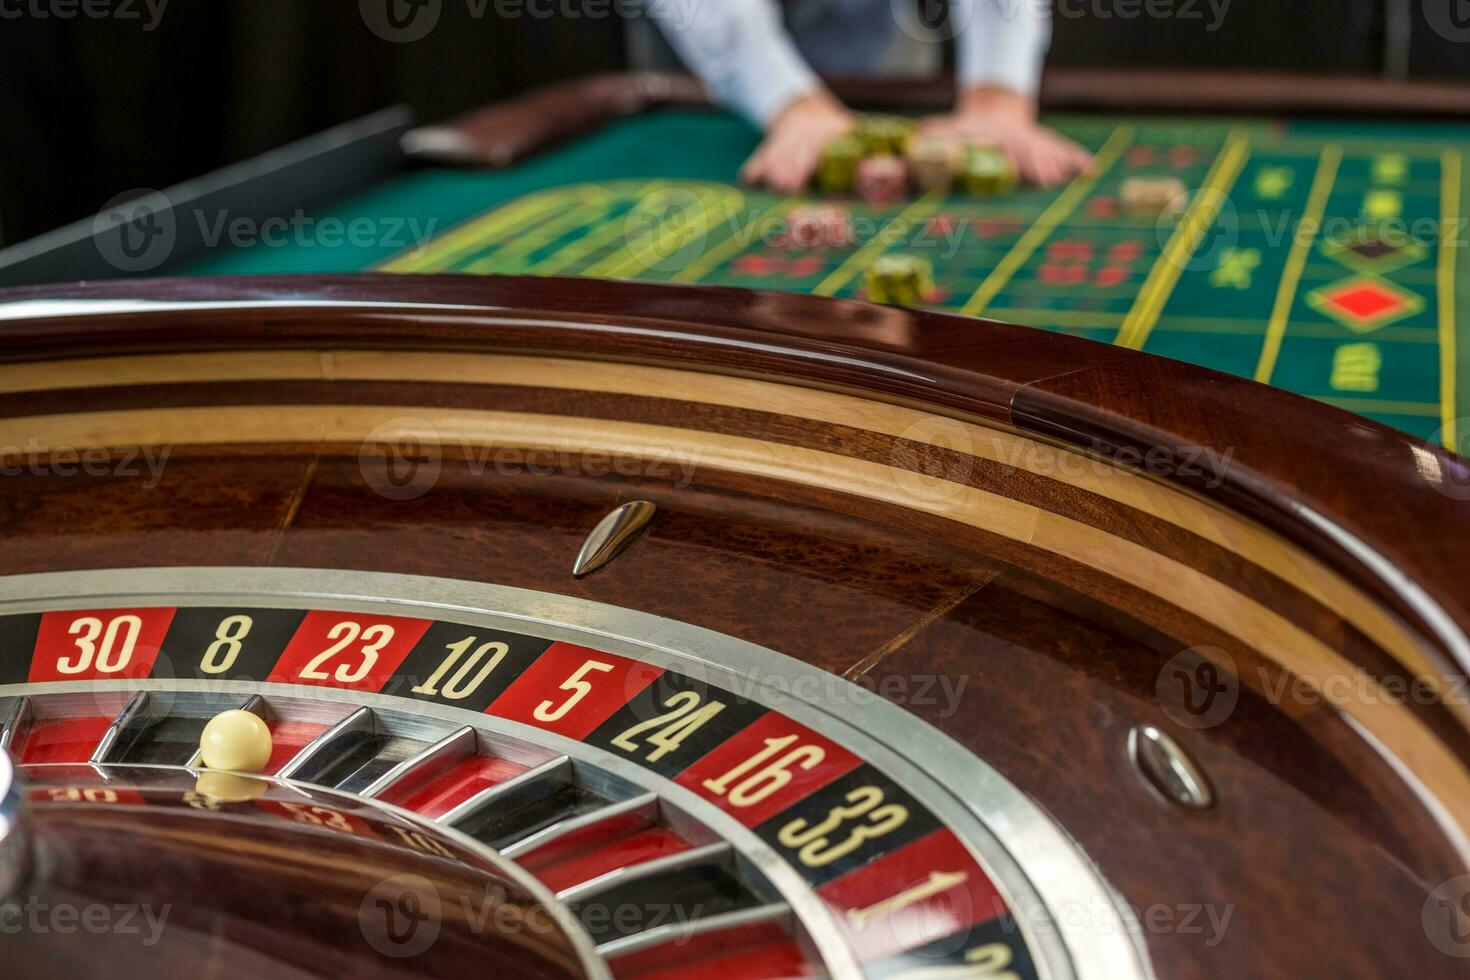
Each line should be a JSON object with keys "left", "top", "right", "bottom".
{"left": 604, "top": 913, "right": 817, "bottom": 979}
{"left": 274, "top": 706, "right": 470, "bottom": 794}
{"left": 515, "top": 801, "right": 697, "bottom": 894}
{"left": 5, "top": 692, "right": 133, "bottom": 765}
{"left": 561, "top": 843, "right": 787, "bottom": 954}
{"left": 438, "top": 756, "right": 648, "bottom": 854}
{"left": 99, "top": 693, "right": 275, "bottom": 766}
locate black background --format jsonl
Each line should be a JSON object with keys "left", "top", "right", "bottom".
{"left": 0, "top": 0, "right": 1465, "bottom": 248}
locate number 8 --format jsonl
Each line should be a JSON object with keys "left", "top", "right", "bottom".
{"left": 200, "top": 614, "right": 254, "bottom": 675}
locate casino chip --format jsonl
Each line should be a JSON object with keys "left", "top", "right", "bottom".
{"left": 855, "top": 155, "right": 909, "bottom": 206}
{"left": 962, "top": 146, "right": 1017, "bottom": 196}
{"left": 855, "top": 115, "right": 915, "bottom": 156}
{"left": 1121, "top": 176, "right": 1188, "bottom": 216}
{"left": 817, "top": 135, "right": 864, "bottom": 195}
{"left": 908, "top": 137, "right": 963, "bottom": 194}
{"left": 864, "top": 253, "right": 934, "bottom": 306}
{"left": 788, "top": 205, "right": 853, "bottom": 248}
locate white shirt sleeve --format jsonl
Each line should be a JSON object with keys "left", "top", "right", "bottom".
{"left": 951, "top": 0, "right": 1052, "bottom": 97}
{"left": 643, "top": 0, "right": 820, "bottom": 128}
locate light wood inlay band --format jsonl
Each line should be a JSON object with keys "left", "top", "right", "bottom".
{"left": 0, "top": 349, "right": 1439, "bottom": 695}
{"left": 3, "top": 401, "right": 1468, "bottom": 859}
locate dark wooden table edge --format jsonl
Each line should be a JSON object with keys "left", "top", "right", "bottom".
{"left": 0, "top": 273, "right": 1466, "bottom": 682}
{"left": 405, "top": 70, "right": 1470, "bottom": 167}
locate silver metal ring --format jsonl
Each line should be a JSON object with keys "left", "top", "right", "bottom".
{"left": 0, "top": 750, "right": 27, "bottom": 901}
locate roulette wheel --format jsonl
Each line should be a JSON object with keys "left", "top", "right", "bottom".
{"left": 0, "top": 273, "right": 1467, "bottom": 978}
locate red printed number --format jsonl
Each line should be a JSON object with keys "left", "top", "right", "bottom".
{"left": 30, "top": 608, "right": 175, "bottom": 682}
{"left": 268, "top": 611, "right": 431, "bottom": 692}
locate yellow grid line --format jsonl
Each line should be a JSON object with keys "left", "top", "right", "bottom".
{"left": 1439, "top": 150, "right": 1461, "bottom": 450}
{"left": 379, "top": 186, "right": 600, "bottom": 273}
{"left": 1254, "top": 145, "right": 1342, "bottom": 384}
{"left": 515, "top": 185, "right": 681, "bottom": 276}
{"left": 1115, "top": 131, "right": 1252, "bottom": 350}
{"left": 585, "top": 186, "right": 745, "bottom": 280}
{"left": 470, "top": 191, "right": 653, "bottom": 275}
{"left": 811, "top": 191, "right": 944, "bottom": 297}
{"left": 959, "top": 126, "right": 1134, "bottom": 317}
{"left": 673, "top": 195, "right": 799, "bottom": 283}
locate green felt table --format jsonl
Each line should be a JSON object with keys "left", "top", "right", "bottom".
{"left": 185, "top": 108, "right": 1470, "bottom": 447}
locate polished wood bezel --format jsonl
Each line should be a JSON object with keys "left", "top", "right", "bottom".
{"left": 1, "top": 273, "right": 1468, "bottom": 978}
{"left": 2, "top": 273, "right": 1464, "bottom": 669}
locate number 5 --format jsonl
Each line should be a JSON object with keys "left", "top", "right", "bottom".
{"left": 534, "top": 660, "right": 613, "bottom": 722}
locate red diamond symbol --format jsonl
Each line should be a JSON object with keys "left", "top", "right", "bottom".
{"left": 1307, "top": 278, "right": 1423, "bottom": 333}
{"left": 1331, "top": 284, "right": 1400, "bottom": 318}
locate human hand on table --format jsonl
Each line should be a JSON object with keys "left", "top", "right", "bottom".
{"left": 919, "top": 86, "right": 1094, "bottom": 188}
{"left": 740, "top": 90, "right": 856, "bottom": 193}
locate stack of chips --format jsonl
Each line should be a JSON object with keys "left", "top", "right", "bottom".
{"left": 962, "top": 146, "right": 1017, "bottom": 196}
{"left": 814, "top": 117, "right": 1020, "bottom": 204}
{"left": 855, "top": 155, "right": 909, "bottom": 206}
{"left": 788, "top": 205, "right": 853, "bottom": 248}
{"left": 856, "top": 115, "right": 915, "bottom": 156}
{"left": 864, "top": 254, "right": 934, "bottom": 306}
{"left": 817, "top": 135, "right": 864, "bottom": 195}
{"left": 907, "top": 137, "right": 964, "bottom": 194}
{"left": 1121, "top": 177, "right": 1189, "bottom": 216}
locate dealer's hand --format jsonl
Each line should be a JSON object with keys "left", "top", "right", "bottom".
{"left": 919, "top": 85, "right": 1094, "bottom": 188}
{"left": 741, "top": 90, "right": 857, "bottom": 193}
